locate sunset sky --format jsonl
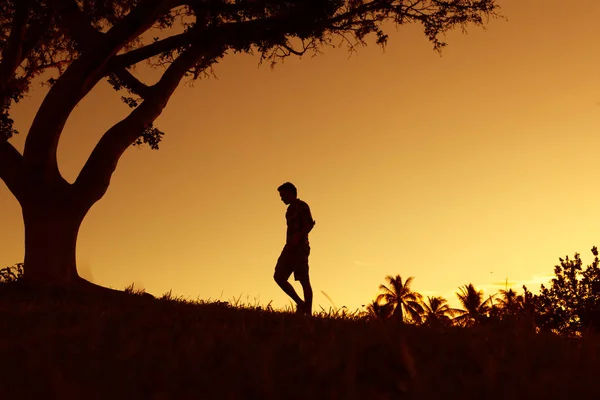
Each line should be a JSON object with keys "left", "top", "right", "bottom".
{"left": 1, "top": 0, "right": 599, "bottom": 311}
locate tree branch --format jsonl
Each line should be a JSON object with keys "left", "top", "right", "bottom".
{"left": 110, "top": 31, "right": 191, "bottom": 69}
{"left": 104, "top": 0, "right": 178, "bottom": 48}
{"left": 75, "top": 43, "right": 223, "bottom": 202}
{"left": 23, "top": 0, "right": 174, "bottom": 179}
{"left": 280, "top": 41, "right": 309, "bottom": 56}
{"left": 0, "top": 140, "right": 25, "bottom": 200}
{"left": 111, "top": 68, "right": 152, "bottom": 98}
{"left": 76, "top": 7, "right": 353, "bottom": 200}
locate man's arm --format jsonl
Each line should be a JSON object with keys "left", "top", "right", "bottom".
{"left": 300, "top": 219, "right": 315, "bottom": 236}
{"left": 300, "top": 202, "right": 315, "bottom": 235}
{"left": 291, "top": 203, "right": 315, "bottom": 244}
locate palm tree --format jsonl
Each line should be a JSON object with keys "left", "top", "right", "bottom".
{"left": 497, "top": 288, "right": 523, "bottom": 316}
{"left": 376, "top": 275, "right": 423, "bottom": 324}
{"left": 421, "top": 296, "right": 454, "bottom": 327}
{"left": 517, "top": 286, "right": 539, "bottom": 330}
{"left": 365, "top": 300, "right": 394, "bottom": 320}
{"left": 454, "top": 284, "right": 494, "bottom": 327}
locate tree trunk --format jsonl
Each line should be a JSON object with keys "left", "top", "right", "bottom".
{"left": 393, "top": 302, "right": 404, "bottom": 323}
{"left": 20, "top": 186, "right": 88, "bottom": 287}
{"left": 18, "top": 181, "right": 141, "bottom": 297}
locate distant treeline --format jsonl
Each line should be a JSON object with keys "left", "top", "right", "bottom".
{"left": 364, "top": 247, "right": 600, "bottom": 337}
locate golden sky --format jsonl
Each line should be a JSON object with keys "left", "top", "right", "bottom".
{"left": 1, "top": 0, "right": 599, "bottom": 311}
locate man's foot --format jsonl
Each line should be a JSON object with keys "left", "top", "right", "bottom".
{"left": 295, "top": 301, "right": 305, "bottom": 314}
{"left": 303, "top": 303, "right": 312, "bottom": 316}
{"left": 296, "top": 301, "right": 311, "bottom": 316}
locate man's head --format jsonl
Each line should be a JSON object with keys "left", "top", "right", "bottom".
{"left": 277, "top": 182, "right": 297, "bottom": 205}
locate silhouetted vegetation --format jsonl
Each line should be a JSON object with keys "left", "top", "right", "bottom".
{"left": 376, "top": 274, "right": 423, "bottom": 324}
{"left": 4, "top": 246, "right": 600, "bottom": 397}
{"left": 360, "top": 247, "right": 600, "bottom": 339}
{"left": 525, "top": 247, "right": 600, "bottom": 337}
{"left": 453, "top": 283, "right": 494, "bottom": 327}
{"left": 0, "top": 262, "right": 22, "bottom": 284}
{"left": 420, "top": 296, "right": 454, "bottom": 328}
{"left": 1, "top": 283, "right": 600, "bottom": 398}
{"left": 364, "top": 299, "right": 393, "bottom": 320}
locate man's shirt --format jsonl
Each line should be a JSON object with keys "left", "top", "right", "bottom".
{"left": 285, "top": 199, "right": 315, "bottom": 245}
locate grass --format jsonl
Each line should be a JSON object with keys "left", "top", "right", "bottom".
{"left": 1, "top": 284, "right": 600, "bottom": 399}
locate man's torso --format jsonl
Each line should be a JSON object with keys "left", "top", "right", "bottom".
{"left": 285, "top": 199, "right": 313, "bottom": 246}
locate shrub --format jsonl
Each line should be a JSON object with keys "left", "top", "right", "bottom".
{"left": 0, "top": 263, "right": 24, "bottom": 286}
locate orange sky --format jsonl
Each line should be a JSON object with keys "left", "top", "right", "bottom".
{"left": 1, "top": 0, "right": 599, "bottom": 311}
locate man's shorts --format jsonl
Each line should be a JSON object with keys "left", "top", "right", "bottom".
{"left": 274, "top": 244, "right": 310, "bottom": 282}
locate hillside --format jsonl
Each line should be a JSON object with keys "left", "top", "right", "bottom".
{"left": 1, "top": 286, "right": 599, "bottom": 399}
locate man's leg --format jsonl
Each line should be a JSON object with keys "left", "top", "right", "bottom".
{"left": 294, "top": 245, "right": 312, "bottom": 315}
{"left": 274, "top": 250, "right": 304, "bottom": 307}
{"left": 274, "top": 273, "right": 304, "bottom": 307}
{"left": 299, "top": 277, "right": 313, "bottom": 315}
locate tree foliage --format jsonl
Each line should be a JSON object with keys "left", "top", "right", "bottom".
{"left": 0, "top": 262, "right": 24, "bottom": 285}
{"left": 364, "top": 299, "right": 393, "bottom": 320}
{"left": 526, "top": 247, "right": 600, "bottom": 336}
{"left": 420, "top": 295, "right": 454, "bottom": 327}
{"left": 0, "top": 0, "right": 501, "bottom": 143}
{"left": 453, "top": 283, "right": 493, "bottom": 327}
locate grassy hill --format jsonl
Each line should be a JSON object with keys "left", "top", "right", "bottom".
{"left": 1, "top": 285, "right": 599, "bottom": 399}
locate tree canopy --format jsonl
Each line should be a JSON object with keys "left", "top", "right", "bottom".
{"left": 0, "top": 0, "right": 500, "bottom": 141}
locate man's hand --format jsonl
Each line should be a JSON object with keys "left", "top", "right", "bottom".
{"left": 290, "top": 220, "right": 314, "bottom": 246}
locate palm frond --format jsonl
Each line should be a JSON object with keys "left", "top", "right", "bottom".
{"left": 403, "top": 276, "right": 415, "bottom": 291}
{"left": 451, "top": 307, "right": 468, "bottom": 316}
{"left": 378, "top": 284, "right": 394, "bottom": 296}
{"left": 376, "top": 293, "right": 395, "bottom": 304}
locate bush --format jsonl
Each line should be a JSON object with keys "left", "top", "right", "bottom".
{"left": 0, "top": 263, "right": 24, "bottom": 286}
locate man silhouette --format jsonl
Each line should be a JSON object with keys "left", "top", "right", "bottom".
{"left": 274, "top": 182, "right": 316, "bottom": 315}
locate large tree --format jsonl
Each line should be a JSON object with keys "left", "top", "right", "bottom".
{"left": 0, "top": 0, "right": 500, "bottom": 290}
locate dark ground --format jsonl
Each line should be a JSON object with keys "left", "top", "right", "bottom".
{"left": 1, "top": 285, "right": 599, "bottom": 399}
